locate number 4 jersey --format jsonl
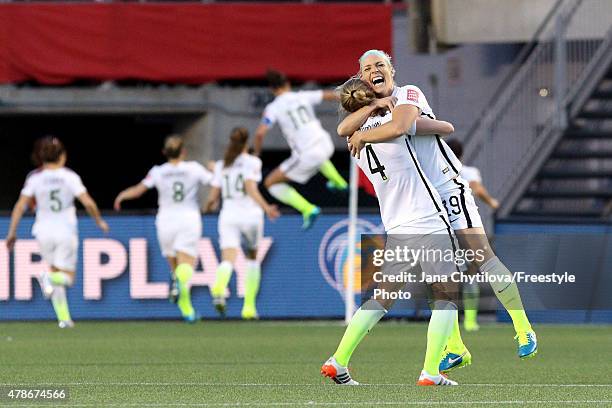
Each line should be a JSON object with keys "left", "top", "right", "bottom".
{"left": 142, "top": 161, "right": 213, "bottom": 216}
{"left": 21, "top": 167, "right": 86, "bottom": 236}
{"left": 211, "top": 153, "right": 264, "bottom": 221}
{"left": 355, "top": 85, "right": 449, "bottom": 234}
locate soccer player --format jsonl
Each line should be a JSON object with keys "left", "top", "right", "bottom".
{"left": 321, "top": 77, "right": 462, "bottom": 387}
{"left": 446, "top": 139, "right": 499, "bottom": 332}
{"left": 253, "top": 69, "right": 347, "bottom": 229}
{"left": 6, "top": 136, "right": 109, "bottom": 328}
{"left": 340, "top": 50, "right": 537, "bottom": 371}
{"left": 114, "top": 135, "right": 212, "bottom": 323}
{"left": 204, "top": 128, "right": 280, "bottom": 319}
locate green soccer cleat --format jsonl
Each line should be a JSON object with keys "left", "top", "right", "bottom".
{"left": 241, "top": 305, "right": 259, "bottom": 320}
{"left": 439, "top": 348, "right": 472, "bottom": 373}
{"left": 302, "top": 206, "right": 321, "bottom": 230}
{"left": 326, "top": 180, "right": 348, "bottom": 193}
{"left": 212, "top": 296, "right": 226, "bottom": 317}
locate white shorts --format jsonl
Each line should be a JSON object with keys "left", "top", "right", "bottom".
{"left": 280, "top": 137, "right": 334, "bottom": 184}
{"left": 36, "top": 231, "right": 79, "bottom": 272}
{"left": 218, "top": 217, "right": 263, "bottom": 251}
{"left": 156, "top": 212, "right": 202, "bottom": 258}
{"left": 439, "top": 177, "right": 483, "bottom": 231}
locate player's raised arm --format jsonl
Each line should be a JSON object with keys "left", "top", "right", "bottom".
{"left": 78, "top": 192, "right": 109, "bottom": 233}
{"left": 5, "top": 194, "right": 31, "bottom": 251}
{"left": 114, "top": 182, "right": 148, "bottom": 211}
{"left": 204, "top": 186, "right": 221, "bottom": 213}
{"left": 253, "top": 122, "right": 269, "bottom": 157}
{"left": 469, "top": 181, "right": 499, "bottom": 210}
{"left": 415, "top": 117, "right": 455, "bottom": 136}
{"left": 244, "top": 179, "right": 280, "bottom": 221}
{"left": 337, "top": 97, "right": 397, "bottom": 137}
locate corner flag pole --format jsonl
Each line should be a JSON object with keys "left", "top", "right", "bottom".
{"left": 345, "top": 157, "right": 358, "bottom": 324}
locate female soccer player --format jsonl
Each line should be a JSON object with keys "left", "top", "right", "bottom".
{"left": 339, "top": 50, "right": 537, "bottom": 371}
{"left": 204, "top": 128, "right": 280, "bottom": 320}
{"left": 114, "top": 135, "right": 212, "bottom": 323}
{"left": 321, "top": 77, "right": 462, "bottom": 387}
{"left": 6, "top": 136, "right": 109, "bottom": 328}
{"left": 253, "top": 69, "right": 347, "bottom": 229}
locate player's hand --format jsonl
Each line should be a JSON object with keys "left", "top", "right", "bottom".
{"left": 97, "top": 219, "right": 110, "bottom": 233}
{"left": 371, "top": 96, "right": 396, "bottom": 115}
{"left": 113, "top": 197, "right": 122, "bottom": 211}
{"left": 5, "top": 233, "right": 16, "bottom": 251}
{"left": 265, "top": 204, "right": 280, "bottom": 221}
{"left": 490, "top": 198, "right": 500, "bottom": 210}
{"left": 348, "top": 131, "right": 365, "bottom": 158}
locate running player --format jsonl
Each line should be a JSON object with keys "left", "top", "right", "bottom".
{"left": 339, "top": 50, "right": 537, "bottom": 370}
{"left": 6, "top": 136, "right": 109, "bottom": 328}
{"left": 114, "top": 135, "right": 212, "bottom": 323}
{"left": 321, "top": 77, "right": 461, "bottom": 387}
{"left": 205, "top": 128, "right": 280, "bottom": 319}
{"left": 446, "top": 139, "right": 499, "bottom": 332}
{"left": 253, "top": 70, "right": 347, "bottom": 229}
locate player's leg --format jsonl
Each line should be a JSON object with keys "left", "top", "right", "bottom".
{"left": 45, "top": 234, "right": 78, "bottom": 328}
{"left": 174, "top": 251, "right": 197, "bottom": 322}
{"left": 318, "top": 139, "right": 348, "bottom": 191}
{"left": 240, "top": 220, "right": 263, "bottom": 320}
{"left": 265, "top": 162, "right": 319, "bottom": 229}
{"left": 211, "top": 248, "right": 236, "bottom": 316}
{"left": 463, "top": 263, "right": 480, "bottom": 331}
{"left": 456, "top": 228, "right": 536, "bottom": 358}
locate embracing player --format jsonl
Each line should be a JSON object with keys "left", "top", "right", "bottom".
{"left": 254, "top": 70, "right": 347, "bottom": 229}
{"left": 114, "top": 135, "right": 212, "bottom": 323}
{"left": 205, "top": 128, "right": 280, "bottom": 319}
{"left": 6, "top": 136, "right": 109, "bottom": 328}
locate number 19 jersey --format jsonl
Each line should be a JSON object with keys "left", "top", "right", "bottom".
{"left": 142, "top": 161, "right": 213, "bottom": 216}
{"left": 356, "top": 113, "right": 447, "bottom": 234}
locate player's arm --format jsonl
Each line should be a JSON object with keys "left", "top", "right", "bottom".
{"left": 337, "top": 96, "right": 397, "bottom": 137}
{"left": 348, "top": 104, "right": 420, "bottom": 158}
{"left": 113, "top": 183, "right": 148, "bottom": 211}
{"left": 322, "top": 90, "right": 339, "bottom": 102}
{"left": 415, "top": 117, "right": 455, "bottom": 136}
{"left": 244, "top": 180, "right": 280, "bottom": 220}
{"left": 204, "top": 186, "right": 221, "bottom": 213}
{"left": 5, "top": 194, "right": 31, "bottom": 251}
{"left": 253, "top": 123, "right": 270, "bottom": 157}
{"left": 469, "top": 181, "right": 499, "bottom": 210}
{"left": 78, "top": 192, "right": 109, "bottom": 233}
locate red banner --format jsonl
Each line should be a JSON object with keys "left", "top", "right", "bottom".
{"left": 0, "top": 3, "right": 391, "bottom": 85}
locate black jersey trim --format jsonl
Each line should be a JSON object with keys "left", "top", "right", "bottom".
{"left": 435, "top": 136, "right": 459, "bottom": 175}
{"left": 452, "top": 178, "right": 473, "bottom": 228}
{"left": 404, "top": 138, "right": 441, "bottom": 213}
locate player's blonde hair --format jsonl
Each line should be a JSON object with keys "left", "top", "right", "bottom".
{"left": 358, "top": 49, "right": 395, "bottom": 78}
{"left": 224, "top": 127, "right": 249, "bottom": 168}
{"left": 337, "top": 77, "right": 376, "bottom": 113}
{"left": 162, "top": 135, "right": 184, "bottom": 160}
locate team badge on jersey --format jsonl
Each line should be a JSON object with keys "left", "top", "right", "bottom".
{"left": 407, "top": 89, "right": 419, "bottom": 103}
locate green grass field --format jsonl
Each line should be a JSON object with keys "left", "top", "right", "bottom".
{"left": 0, "top": 321, "right": 610, "bottom": 407}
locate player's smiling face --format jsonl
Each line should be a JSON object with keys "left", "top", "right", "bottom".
{"left": 360, "top": 54, "right": 394, "bottom": 97}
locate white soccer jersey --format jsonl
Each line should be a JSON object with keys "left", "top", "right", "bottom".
{"left": 399, "top": 85, "right": 463, "bottom": 191}
{"left": 20, "top": 167, "right": 86, "bottom": 236}
{"left": 356, "top": 110, "right": 448, "bottom": 234}
{"left": 211, "top": 153, "right": 264, "bottom": 220}
{"left": 461, "top": 166, "right": 482, "bottom": 183}
{"left": 142, "top": 161, "right": 213, "bottom": 215}
{"left": 261, "top": 90, "right": 332, "bottom": 153}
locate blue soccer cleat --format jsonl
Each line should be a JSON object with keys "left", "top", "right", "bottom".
{"left": 515, "top": 331, "right": 538, "bottom": 359}
{"left": 326, "top": 180, "right": 348, "bottom": 193}
{"left": 439, "top": 348, "right": 472, "bottom": 373}
{"left": 183, "top": 312, "right": 200, "bottom": 324}
{"left": 302, "top": 206, "right": 321, "bottom": 230}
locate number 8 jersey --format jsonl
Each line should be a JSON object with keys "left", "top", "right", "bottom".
{"left": 142, "top": 161, "right": 213, "bottom": 216}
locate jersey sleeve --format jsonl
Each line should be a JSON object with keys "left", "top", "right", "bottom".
{"left": 261, "top": 103, "right": 277, "bottom": 127}
{"left": 210, "top": 162, "right": 223, "bottom": 188}
{"left": 142, "top": 166, "right": 157, "bottom": 189}
{"left": 299, "top": 90, "right": 324, "bottom": 106}
{"left": 20, "top": 176, "right": 35, "bottom": 197}
{"left": 245, "top": 157, "right": 263, "bottom": 182}
{"left": 67, "top": 172, "right": 87, "bottom": 196}
{"left": 396, "top": 85, "right": 426, "bottom": 113}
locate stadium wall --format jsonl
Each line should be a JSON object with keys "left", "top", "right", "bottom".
{"left": 1, "top": 216, "right": 610, "bottom": 323}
